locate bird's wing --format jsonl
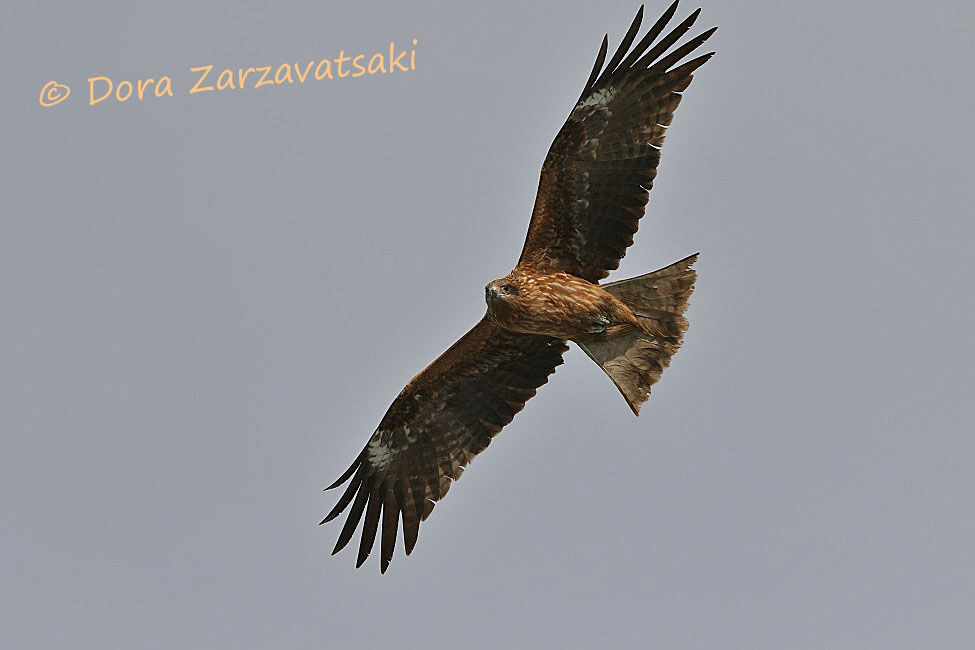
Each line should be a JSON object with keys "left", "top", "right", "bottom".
{"left": 519, "top": 2, "right": 715, "bottom": 282}
{"left": 322, "top": 317, "right": 567, "bottom": 572}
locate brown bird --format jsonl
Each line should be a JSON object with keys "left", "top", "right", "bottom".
{"left": 322, "top": 2, "right": 715, "bottom": 572}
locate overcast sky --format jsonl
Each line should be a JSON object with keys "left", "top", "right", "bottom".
{"left": 3, "top": 1, "right": 974, "bottom": 647}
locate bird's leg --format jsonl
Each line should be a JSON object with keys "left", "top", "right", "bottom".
{"left": 588, "top": 314, "right": 610, "bottom": 334}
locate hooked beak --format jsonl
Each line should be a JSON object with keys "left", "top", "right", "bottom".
{"left": 485, "top": 286, "right": 499, "bottom": 301}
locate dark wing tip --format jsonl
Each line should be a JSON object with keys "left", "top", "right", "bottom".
{"left": 579, "top": 2, "right": 715, "bottom": 107}
{"left": 647, "top": 25, "right": 717, "bottom": 74}
{"left": 324, "top": 452, "right": 364, "bottom": 490}
{"left": 379, "top": 489, "right": 399, "bottom": 573}
{"left": 578, "top": 34, "right": 609, "bottom": 103}
{"left": 592, "top": 7, "right": 646, "bottom": 93}
{"left": 330, "top": 468, "right": 372, "bottom": 555}
{"left": 354, "top": 489, "right": 383, "bottom": 568}
{"left": 324, "top": 450, "right": 432, "bottom": 572}
{"left": 320, "top": 460, "right": 366, "bottom": 523}
{"left": 668, "top": 50, "right": 715, "bottom": 80}
{"left": 631, "top": 6, "right": 704, "bottom": 70}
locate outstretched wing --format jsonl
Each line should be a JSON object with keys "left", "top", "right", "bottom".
{"left": 519, "top": 2, "right": 716, "bottom": 282}
{"left": 322, "top": 318, "right": 567, "bottom": 572}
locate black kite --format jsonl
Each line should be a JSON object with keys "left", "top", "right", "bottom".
{"left": 323, "top": 2, "right": 715, "bottom": 572}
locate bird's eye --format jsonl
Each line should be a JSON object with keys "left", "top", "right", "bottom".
{"left": 500, "top": 284, "right": 513, "bottom": 293}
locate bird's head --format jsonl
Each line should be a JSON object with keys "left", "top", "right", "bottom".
{"left": 485, "top": 278, "right": 519, "bottom": 305}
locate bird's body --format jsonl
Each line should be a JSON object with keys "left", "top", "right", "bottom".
{"left": 322, "top": 1, "right": 716, "bottom": 572}
{"left": 485, "top": 270, "right": 639, "bottom": 340}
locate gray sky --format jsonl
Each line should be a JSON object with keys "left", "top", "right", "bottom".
{"left": 3, "top": 1, "right": 974, "bottom": 647}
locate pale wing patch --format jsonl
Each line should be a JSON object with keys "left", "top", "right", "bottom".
{"left": 576, "top": 86, "right": 617, "bottom": 111}
{"left": 366, "top": 434, "right": 395, "bottom": 469}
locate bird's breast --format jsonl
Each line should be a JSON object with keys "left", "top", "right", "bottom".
{"left": 486, "top": 272, "right": 627, "bottom": 339}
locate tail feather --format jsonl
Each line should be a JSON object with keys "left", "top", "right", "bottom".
{"left": 602, "top": 253, "right": 698, "bottom": 315}
{"left": 578, "top": 254, "right": 698, "bottom": 415}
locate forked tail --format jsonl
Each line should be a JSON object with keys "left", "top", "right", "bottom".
{"left": 577, "top": 254, "right": 698, "bottom": 415}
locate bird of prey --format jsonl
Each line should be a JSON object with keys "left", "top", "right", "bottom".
{"left": 322, "top": 2, "right": 715, "bottom": 572}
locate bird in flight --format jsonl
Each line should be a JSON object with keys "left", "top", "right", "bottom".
{"left": 322, "top": 2, "right": 715, "bottom": 572}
